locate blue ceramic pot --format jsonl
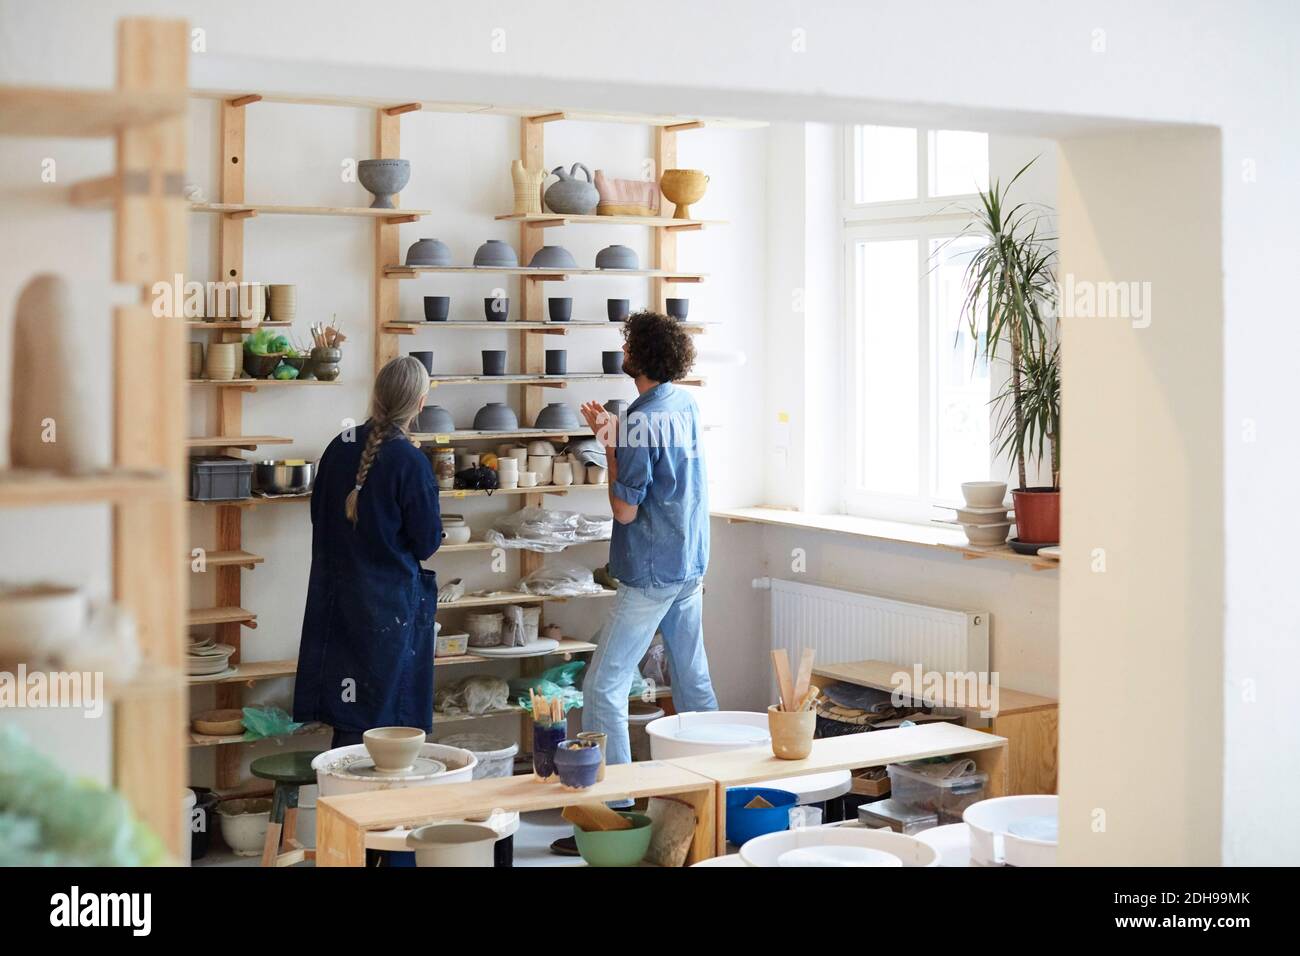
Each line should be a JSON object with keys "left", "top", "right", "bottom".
{"left": 406, "top": 238, "right": 452, "bottom": 267}
{"left": 553, "top": 739, "right": 602, "bottom": 790}
{"left": 532, "top": 723, "right": 567, "bottom": 780}
{"left": 473, "top": 239, "right": 518, "bottom": 267}
{"left": 595, "top": 244, "right": 639, "bottom": 270}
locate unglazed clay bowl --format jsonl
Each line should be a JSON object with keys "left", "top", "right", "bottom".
{"left": 528, "top": 245, "right": 578, "bottom": 269}
{"left": 595, "top": 244, "right": 639, "bottom": 270}
{"left": 533, "top": 402, "right": 582, "bottom": 430}
{"left": 406, "top": 238, "right": 452, "bottom": 267}
{"left": 357, "top": 159, "right": 410, "bottom": 209}
{"left": 415, "top": 405, "right": 456, "bottom": 434}
{"left": 473, "top": 239, "right": 518, "bottom": 267}
{"left": 363, "top": 726, "right": 427, "bottom": 772}
{"left": 472, "top": 402, "right": 519, "bottom": 431}
{"left": 961, "top": 481, "right": 1008, "bottom": 508}
{"left": 660, "top": 169, "right": 709, "bottom": 219}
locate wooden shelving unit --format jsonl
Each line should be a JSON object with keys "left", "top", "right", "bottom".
{"left": 0, "top": 19, "right": 191, "bottom": 860}
{"left": 385, "top": 264, "right": 706, "bottom": 281}
{"left": 191, "top": 202, "right": 430, "bottom": 221}
{"left": 385, "top": 319, "right": 710, "bottom": 336}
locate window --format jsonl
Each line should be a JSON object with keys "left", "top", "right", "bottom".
{"left": 843, "top": 125, "right": 990, "bottom": 522}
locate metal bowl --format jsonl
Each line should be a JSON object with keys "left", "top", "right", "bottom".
{"left": 253, "top": 459, "right": 316, "bottom": 495}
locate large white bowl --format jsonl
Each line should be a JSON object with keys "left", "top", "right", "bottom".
{"left": 645, "top": 711, "right": 770, "bottom": 760}
{"left": 963, "top": 794, "right": 1058, "bottom": 867}
{"left": 312, "top": 742, "right": 476, "bottom": 797}
{"left": 740, "top": 825, "right": 938, "bottom": 867}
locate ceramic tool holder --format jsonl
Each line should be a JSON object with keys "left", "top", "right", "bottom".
{"left": 532, "top": 722, "right": 567, "bottom": 781}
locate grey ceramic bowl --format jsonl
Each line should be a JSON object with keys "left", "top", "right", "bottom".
{"left": 406, "top": 238, "right": 452, "bottom": 267}
{"left": 415, "top": 405, "right": 456, "bottom": 434}
{"left": 473, "top": 240, "right": 519, "bottom": 268}
{"left": 357, "top": 159, "right": 410, "bottom": 209}
{"left": 528, "top": 245, "right": 578, "bottom": 269}
{"left": 473, "top": 402, "right": 519, "bottom": 431}
{"left": 595, "top": 244, "right": 640, "bottom": 270}
{"left": 533, "top": 402, "right": 582, "bottom": 430}
{"left": 604, "top": 398, "right": 630, "bottom": 421}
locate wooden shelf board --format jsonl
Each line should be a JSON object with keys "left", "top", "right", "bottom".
{"left": 386, "top": 320, "right": 709, "bottom": 335}
{"left": 494, "top": 212, "right": 724, "bottom": 229}
{"left": 187, "top": 321, "right": 291, "bottom": 330}
{"left": 188, "top": 549, "right": 264, "bottom": 569}
{"left": 189, "top": 378, "right": 342, "bottom": 389}
{"left": 195, "top": 658, "right": 299, "bottom": 686}
{"left": 812, "top": 659, "right": 1057, "bottom": 716}
{"left": 184, "top": 435, "right": 293, "bottom": 449}
{"left": 439, "top": 483, "right": 608, "bottom": 499}
{"left": 188, "top": 493, "right": 311, "bottom": 508}
{"left": 438, "top": 589, "right": 616, "bottom": 610}
{"left": 191, "top": 202, "right": 431, "bottom": 219}
{"left": 0, "top": 469, "right": 169, "bottom": 508}
{"left": 386, "top": 265, "right": 706, "bottom": 282}
{"left": 430, "top": 373, "right": 624, "bottom": 386}
{"left": 435, "top": 638, "right": 597, "bottom": 666}
{"left": 413, "top": 427, "right": 594, "bottom": 443}
{"left": 187, "top": 606, "right": 257, "bottom": 627}
{"left": 189, "top": 723, "right": 328, "bottom": 748}
{"left": 0, "top": 85, "right": 186, "bottom": 137}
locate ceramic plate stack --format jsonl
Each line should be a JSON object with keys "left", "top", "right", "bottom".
{"left": 268, "top": 284, "right": 296, "bottom": 324}
{"left": 187, "top": 637, "right": 235, "bottom": 677}
{"left": 947, "top": 481, "right": 1012, "bottom": 547}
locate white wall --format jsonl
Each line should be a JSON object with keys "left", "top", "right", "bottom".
{"left": 3, "top": 0, "right": 1298, "bottom": 864}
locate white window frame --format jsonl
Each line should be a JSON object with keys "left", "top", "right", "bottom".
{"left": 839, "top": 126, "right": 988, "bottom": 523}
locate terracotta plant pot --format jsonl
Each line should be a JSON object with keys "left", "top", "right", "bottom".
{"left": 1012, "top": 487, "right": 1060, "bottom": 544}
{"left": 767, "top": 704, "right": 815, "bottom": 760}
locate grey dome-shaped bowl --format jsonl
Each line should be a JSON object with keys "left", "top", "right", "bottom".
{"left": 533, "top": 402, "right": 582, "bottom": 430}
{"left": 603, "top": 398, "right": 630, "bottom": 420}
{"left": 415, "top": 404, "right": 456, "bottom": 434}
{"left": 357, "top": 159, "right": 410, "bottom": 209}
{"left": 473, "top": 402, "right": 519, "bottom": 431}
{"left": 473, "top": 240, "right": 519, "bottom": 268}
{"left": 528, "top": 245, "right": 578, "bottom": 269}
{"left": 595, "top": 244, "right": 640, "bottom": 270}
{"left": 406, "top": 238, "right": 452, "bottom": 267}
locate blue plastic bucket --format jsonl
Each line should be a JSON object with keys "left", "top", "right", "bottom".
{"left": 726, "top": 786, "right": 799, "bottom": 846}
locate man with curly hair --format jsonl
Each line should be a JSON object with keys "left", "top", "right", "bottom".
{"left": 579, "top": 310, "right": 718, "bottom": 768}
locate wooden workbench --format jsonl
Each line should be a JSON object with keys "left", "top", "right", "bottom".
{"left": 315, "top": 722, "right": 1007, "bottom": 864}
{"left": 665, "top": 723, "right": 1007, "bottom": 855}
{"left": 813, "top": 659, "right": 1057, "bottom": 795}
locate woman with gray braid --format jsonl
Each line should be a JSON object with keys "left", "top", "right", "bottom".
{"left": 294, "top": 356, "right": 443, "bottom": 748}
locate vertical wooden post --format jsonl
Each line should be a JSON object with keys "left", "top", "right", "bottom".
{"left": 374, "top": 109, "right": 402, "bottom": 369}
{"left": 112, "top": 16, "right": 189, "bottom": 859}
{"left": 651, "top": 127, "right": 677, "bottom": 312}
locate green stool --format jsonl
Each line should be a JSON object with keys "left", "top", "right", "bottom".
{"left": 250, "top": 751, "right": 321, "bottom": 867}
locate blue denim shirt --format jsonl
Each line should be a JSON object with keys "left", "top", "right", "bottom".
{"left": 608, "top": 383, "right": 709, "bottom": 587}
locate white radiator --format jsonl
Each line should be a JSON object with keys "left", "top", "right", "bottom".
{"left": 757, "top": 578, "right": 989, "bottom": 688}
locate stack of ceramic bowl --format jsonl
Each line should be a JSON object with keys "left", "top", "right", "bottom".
{"left": 496, "top": 456, "right": 519, "bottom": 489}
{"left": 954, "top": 481, "right": 1012, "bottom": 547}
{"left": 267, "top": 284, "right": 296, "bottom": 324}
{"left": 187, "top": 637, "right": 235, "bottom": 677}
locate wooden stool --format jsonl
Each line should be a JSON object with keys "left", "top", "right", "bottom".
{"left": 250, "top": 751, "right": 322, "bottom": 867}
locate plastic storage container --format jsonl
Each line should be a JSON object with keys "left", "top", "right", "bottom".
{"left": 437, "top": 733, "right": 519, "bottom": 779}
{"left": 857, "top": 797, "right": 939, "bottom": 835}
{"left": 887, "top": 760, "right": 989, "bottom": 824}
{"left": 189, "top": 455, "right": 253, "bottom": 501}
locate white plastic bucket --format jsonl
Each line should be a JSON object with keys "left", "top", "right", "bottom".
{"left": 646, "top": 710, "right": 770, "bottom": 760}
{"left": 963, "top": 795, "right": 1058, "bottom": 867}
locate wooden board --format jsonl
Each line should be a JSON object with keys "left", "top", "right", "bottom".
{"left": 496, "top": 212, "right": 723, "bottom": 228}
{"left": 187, "top": 548, "right": 263, "bottom": 569}
{"left": 811, "top": 659, "right": 1057, "bottom": 716}
{"left": 192, "top": 202, "right": 430, "bottom": 219}
{"left": 0, "top": 469, "right": 168, "bottom": 507}
{"left": 386, "top": 265, "right": 706, "bottom": 281}
{"left": 0, "top": 85, "right": 185, "bottom": 137}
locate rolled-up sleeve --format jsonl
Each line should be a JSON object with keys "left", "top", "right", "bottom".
{"left": 613, "top": 443, "right": 653, "bottom": 506}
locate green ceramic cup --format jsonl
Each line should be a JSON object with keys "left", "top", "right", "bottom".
{"left": 573, "top": 811, "right": 652, "bottom": 867}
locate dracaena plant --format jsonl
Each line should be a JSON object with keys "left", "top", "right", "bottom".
{"left": 955, "top": 158, "right": 1060, "bottom": 490}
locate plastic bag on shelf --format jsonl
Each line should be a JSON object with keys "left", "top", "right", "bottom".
{"left": 436, "top": 675, "right": 510, "bottom": 716}
{"left": 241, "top": 706, "right": 304, "bottom": 740}
{"left": 485, "top": 506, "right": 612, "bottom": 553}
{"left": 518, "top": 560, "right": 605, "bottom": 597}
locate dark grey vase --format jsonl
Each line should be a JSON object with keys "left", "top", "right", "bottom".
{"left": 424, "top": 296, "right": 450, "bottom": 321}
{"left": 545, "top": 350, "right": 568, "bottom": 375}
{"left": 484, "top": 296, "right": 510, "bottom": 322}
{"left": 602, "top": 350, "right": 623, "bottom": 374}
{"left": 481, "top": 350, "right": 508, "bottom": 376}
{"left": 666, "top": 297, "right": 689, "bottom": 319}
{"left": 607, "top": 299, "right": 630, "bottom": 322}
{"left": 408, "top": 350, "right": 434, "bottom": 374}
{"left": 548, "top": 297, "right": 572, "bottom": 322}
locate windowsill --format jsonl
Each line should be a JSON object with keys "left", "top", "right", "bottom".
{"left": 709, "top": 506, "right": 1058, "bottom": 572}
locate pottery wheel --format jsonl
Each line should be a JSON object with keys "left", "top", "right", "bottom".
{"left": 338, "top": 756, "right": 446, "bottom": 779}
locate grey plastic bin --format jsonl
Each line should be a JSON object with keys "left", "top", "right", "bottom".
{"left": 189, "top": 455, "right": 253, "bottom": 501}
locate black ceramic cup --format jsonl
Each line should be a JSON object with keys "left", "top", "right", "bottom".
{"left": 666, "top": 297, "right": 689, "bottom": 320}
{"left": 545, "top": 350, "right": 568, "bottom": 375}
{"left": 602, "top": 350, "right": 624, "bottom": 374}
{"left": 482, "top": 350, "right": 508, "bottom": 376}
{"left": 484, "top": 295, "right": 510, "bottom": 322}
{"left": 548, "top": 297, "right": 573, "bottom": 322}
{"left": 423, "top": 296, "right": 450, "bottom": 322}
{"left": 607, "top": 298, "right": 630, "bottom": 322}
{"left": 408, "top": 350, "right": 434, "bottom": 374}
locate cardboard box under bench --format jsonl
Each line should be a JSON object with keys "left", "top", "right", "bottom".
{"left": 315, "top": 722, "right": 1007, "bottom": 865}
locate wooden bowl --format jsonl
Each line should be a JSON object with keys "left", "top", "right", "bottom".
{"left": 193, "top": 708, "right": 245, "bottom": 736}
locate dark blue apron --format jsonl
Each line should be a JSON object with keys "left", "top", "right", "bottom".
{"left": 293, "top": 423, "right": 442, "bottom": 733}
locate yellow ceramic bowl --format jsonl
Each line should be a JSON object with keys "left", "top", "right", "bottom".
{"left": 660, "top": 169, "right": 709, "bottom": 218}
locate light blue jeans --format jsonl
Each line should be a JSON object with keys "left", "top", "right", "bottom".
{"left": 583, "top": 577, "right": 718, "bottom": 766}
